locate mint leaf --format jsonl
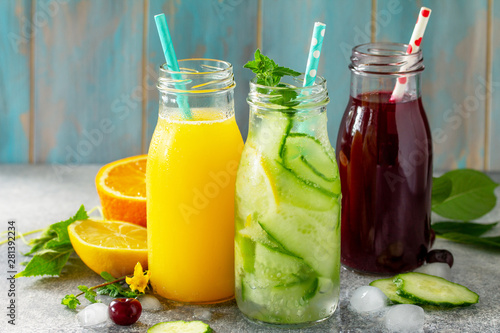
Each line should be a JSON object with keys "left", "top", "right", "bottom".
{"left": 96, "top": 272, "right": 138, "bottom": 298}
{"left": 244, "top": 49, "right": 301, "bottom": 108}
{"left": 432, "top": 221, "right": 498, "bottom": 237}
{"left": 16, "top": 206, "right": 88, "bottom": 278}
{"left": 78, "top": 285, "right": 99, "bottom": 304}
{"left": 432, "top": 170, "right": 498, "bottom": 221}
{"left": 61, "top": 294, "right": 80, "bottom": 310}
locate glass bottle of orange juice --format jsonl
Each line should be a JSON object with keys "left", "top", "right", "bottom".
{"left": 147, "top": 59, "right": 243, "bottom": 303}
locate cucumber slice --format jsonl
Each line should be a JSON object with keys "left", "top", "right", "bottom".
{"left": 254, "top": 242, "right": 314, "bottom": 286}
{"left": 259, "top": 202, "right": 340, "bottom": 279}
{"left": 264, "top": 158, "right": 337, "bottom": 211}
{"left": 249, "top": 111, "right": 292, "bottom": 159}
{"left": 370, "top": 278, "right": 416, "bottom": 304}
{"left": 241, "top": 275, "right": 319, "bottom": 324}
{"left": 235, "top": 234, "right": 255, "bottom": 274}
{"left": 394, "top": 272, "right": 479, "bottom": 307}
{"left": 281, "top": 133, "right": 339, "bottom": 195}
{"left": 148, "top": 320, "right": 212, "bottom": 333}
{"left": 239, "top": 275, "right": 337, "bottom": 324}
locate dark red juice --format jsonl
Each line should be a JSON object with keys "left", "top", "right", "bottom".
{"left": 336, "top": 91, "right": 432, "bottom": 274}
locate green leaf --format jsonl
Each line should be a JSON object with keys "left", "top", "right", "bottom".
{"left": 432, "top": 221, "right": 498, "bottom": 237}
{"left": 16, "top": 206, "right": 88, "bottom": 278}
{"left": 61, "top": 294, "right": 80, "bottom": 310}
{"left": 431, "top": 175, "right": 452, "bottom": 206}
{"left": 100, "top": 271, "right": 116, "bottom": 282}
{"left": 244, "top": 49, "right": 301, "bottom": 108}
{"left": 431, "top": 169, "right": 498, "bottom": 220}
{"left": 437, "top": 233, "right": 500, "bottom": 249}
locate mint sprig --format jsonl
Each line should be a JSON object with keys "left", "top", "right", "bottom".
{"left": 16, "top": 205, "right": 88, "bottom": 278}
{"left": 244, "top": 49, "right": 301, "bottom": 107}
{"left": 61, "top": 272, "right": 140, "bottom": 309}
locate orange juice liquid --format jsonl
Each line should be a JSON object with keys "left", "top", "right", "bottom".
{"left": 146, "top": 109, "right": 243, "bottom": 303}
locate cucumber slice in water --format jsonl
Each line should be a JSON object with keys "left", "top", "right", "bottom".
{"left": 258, "top": 202, "right": 340, "bottom": 278}
{"left": 394, "top": 272, "right": 479, "bottom": 307}
{"left": 370, "top": 278, "right": 416, "bottom": 304}
{"left": 264, "top": 158, "right": 337, "bottom": 211}
{"left": 148, "top": 320, "right": 212, "bottom": 333}
{"left": 254, "top": 242, "right": 314, "bottom": 286}
{"left": 281, "top": 133, "right": 339, "bottom": 194}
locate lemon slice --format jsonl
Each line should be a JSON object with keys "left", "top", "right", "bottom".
{"left": 68, "top": 219, "right": 147, "bottom": 277}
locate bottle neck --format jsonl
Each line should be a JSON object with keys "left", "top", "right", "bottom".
{"left": 350, "top": 71, "right": 422, "bottom": 101}
{"left": 349, "top": 42, "right": 424, "bottom": 101}
{"left": 157, "top": 59, "right": 235, "bottom": 119}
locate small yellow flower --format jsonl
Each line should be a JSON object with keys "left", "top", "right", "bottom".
{"left": 126, "top": 262, "right": 151, "bottom": 293}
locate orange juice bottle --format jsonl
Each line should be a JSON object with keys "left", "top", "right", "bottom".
{"left": 147, "top": 59, "right": 243, "bottom": 303}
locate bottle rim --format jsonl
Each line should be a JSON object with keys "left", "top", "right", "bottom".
{"left": 247, "top": 75, "right": 329, "bottom": 111}
{"left": 350, "top": 42, "right": 424, "bottom": 76}
{"left": 158, "top": 58, "right": 235, "bottom": 94}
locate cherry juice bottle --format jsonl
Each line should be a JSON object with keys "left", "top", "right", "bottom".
{"left": 336, "top": 43, "right": 433, "bottom": 274}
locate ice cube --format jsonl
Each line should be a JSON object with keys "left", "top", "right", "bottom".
{"left": 385, "top": 304, "right": 424, "bottom": 332}
{"left": 138, "top": 294, "right": 163, "bottom": 311}
{"left": 414, "top": 262, "right": 451, "bottom": 281}
{"left": 193, "top": 308, "right": 212, "bottom": 320}
{"left": 76, "top": 303, "right": 109, "bottom": 327}
{"left": 349, "top": 286, "right": 388, "bottom": 312}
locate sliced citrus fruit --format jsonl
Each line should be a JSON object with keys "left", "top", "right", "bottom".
{"left": 68, "top": 219, "right": 147, "bottom": 277}
{"left": 96, "top": 155, "right": 147, "bottom": 227}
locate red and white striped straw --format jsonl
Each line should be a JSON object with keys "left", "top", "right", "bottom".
{"left": 389, "top": 7, "right": 432, "bottom": 102}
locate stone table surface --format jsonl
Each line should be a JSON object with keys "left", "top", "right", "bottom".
{"left": 0, "top": 165, "right": 499, "bottom": 333}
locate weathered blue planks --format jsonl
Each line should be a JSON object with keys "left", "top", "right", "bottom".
{"left": 260, "top": 0, "right": 373, "bottom": 148}
{"left": 377, "top": 0, "right": 489, "bottom": 170}
{"left": 145, "top": 0, "right": 259, "bottom": 146}
{"left": 0, "top": 0, "right": 498, "bottom": 169}
{"left": 0, "top": 0, "right": 31, "bottom": 163}
{"left": 489, "top": 0, "right": 500, "bottom": 169}
{"left": 33, "top": 0, "right": 144, "bottom": 164}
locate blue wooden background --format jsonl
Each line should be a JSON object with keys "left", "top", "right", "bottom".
{"left": 1, "top": 0, "right": 498, "bottom": 171}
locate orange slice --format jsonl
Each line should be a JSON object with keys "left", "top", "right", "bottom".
{"left": 68, "top": 219, "right": 147, "bottom": 277}
{"left": 96, "top": 155, "right": 147, "bottom": 227}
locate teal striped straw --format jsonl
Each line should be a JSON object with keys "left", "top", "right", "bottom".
{"left": 154, "top": 13, "right": 192, "bottom": 119}
{"left": 303, "top": 22, "right": 326, "bottom": 87}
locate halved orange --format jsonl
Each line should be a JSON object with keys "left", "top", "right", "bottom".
{"left": 96, "top": 155, "right": 147, "bottom": 227}
{"left": 68, "top": 219, "right": 147, "bottom": 277}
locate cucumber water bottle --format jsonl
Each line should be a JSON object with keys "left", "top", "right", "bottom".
{"left": 234, "top": 75, "right": 341, "bottom": 327}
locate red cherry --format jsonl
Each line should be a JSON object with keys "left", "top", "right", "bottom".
{"left": 414, "top": 37, "right": 422, "bottom": 47}
{"left": 109, "top": 298, "right": 142, "bottom": 326}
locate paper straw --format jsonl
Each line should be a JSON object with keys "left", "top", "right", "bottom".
{"left": 154, "top": 13, "right": 192, "bottom": 119}
{"left": 303, "top": 22, "right": 326, "bottom": 87}
{"left": 389, "top": 7, "right": 432, "bottom": 102}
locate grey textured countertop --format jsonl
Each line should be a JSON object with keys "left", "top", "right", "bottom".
{"left": 0, "top": 165, "right": 499, "bottom": 333}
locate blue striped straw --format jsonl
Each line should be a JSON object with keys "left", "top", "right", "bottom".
{"left": 303, "top": 22, "right": 326, "bottom": 87}
{"left": 154, "top": 13, "right": 192, "bottom": 119}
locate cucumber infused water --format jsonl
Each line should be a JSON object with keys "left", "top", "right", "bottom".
{"left": 235, "top": 50, "right": 340, "bottom": 327}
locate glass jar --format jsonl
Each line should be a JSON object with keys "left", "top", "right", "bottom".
{"left": 336, "top": 43, "right": 433, "bottom": 274}
{"left": 235, "top": 75, "right": 341, "bottom": 327}
{"left": 147, "top": 59, "right": 243, "bottom": 303}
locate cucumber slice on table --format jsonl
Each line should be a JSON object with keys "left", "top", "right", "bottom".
{"left": 281, "top": 133, "right": 339, "bottom": 195}
{"left": 370, "top": 278, "right": 416, "bottom": 304}
{"left": 148, "top": 320, "right": 212, "bottom": 333}
{"left": 394, "top": 272, "right": 479, "bottom": 307}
